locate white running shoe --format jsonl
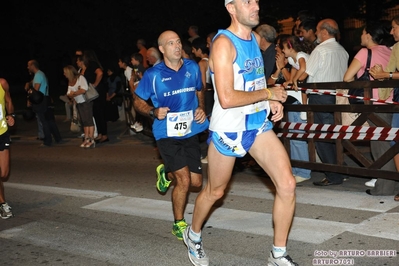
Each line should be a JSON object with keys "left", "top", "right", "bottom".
{"left": 365, "top": 179, "right": 377, "bottom": 187}
{"left": 0, "top": 202, "right": 13, "bottom": 219}
{"left": 130, "top": 122, "right": 143, "bottom": 132}
{"left": 183, "top": 227, "right": 209, "bottom": 266}
{"left": 268, "top": 251, "right": 298, "bottom": 266}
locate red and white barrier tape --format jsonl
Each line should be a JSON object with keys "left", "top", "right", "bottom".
{"left": 286, "top": 86, "right": 399, "bottom": 105}
{"left": 277, "top": 132, "right": 399, "bottom": 141}
{"left": 278, "top": 121, "right": 399, "bottom": 135}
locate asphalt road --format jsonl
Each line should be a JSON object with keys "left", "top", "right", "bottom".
{"left": 0, "top": 115, "right": 398, "bottom": 266}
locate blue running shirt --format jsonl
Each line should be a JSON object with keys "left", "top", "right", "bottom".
{"left": 135, "top": 59, "right": 209, "bottom": 140}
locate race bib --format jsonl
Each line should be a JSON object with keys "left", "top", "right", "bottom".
{"left": 243, "top": 77, "right": 267, "bottom": 114}
{"left": 166, "top": 110, "right": 193, "bottom": 137}
{"left": 243, "top": 101, "right": 267, "bottom": 114}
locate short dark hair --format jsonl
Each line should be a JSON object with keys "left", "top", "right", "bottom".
{"left": 299, "top": 19, "right": 317, "bottom": 32}
{"left": 131, "top": 53, "right": 143, "bottom": 64}
{"left": 191, "top": 37, "right": 209, "bottom": 55}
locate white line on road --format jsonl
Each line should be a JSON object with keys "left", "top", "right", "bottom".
{"left": 5, "top": 183, "right": 121, "bottom": 199}
{"left": 6, "top": 182, "right": 399, "bottom": 244}
{"left": 83, "top": 196, "right": 399, "bottom": 244}
{"left": 228, "top": 182, "right": 397, "bottom": 212}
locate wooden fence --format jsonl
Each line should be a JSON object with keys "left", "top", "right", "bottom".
{"left": 277, "top": 80, "right": 399, "bottom": 181}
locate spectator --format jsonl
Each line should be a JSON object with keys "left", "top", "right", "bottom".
{"left": 206, "top": 32, "right": 217, "bottom": 49}
{"left": 130, "top": 53, "right": 148, "bottom": 132}
{"left": 301, "top": 18, "right": 349, "bottom": 186}
{"left": 136, "top": 39, "right": 149, "bottom": 69}
{"left": 281, "top": 35, "right": 312, "bottom": 183}
{"left": 369, "top": 15, "right": 399, "bottom": 200}
{"left": 344, "top": 21, "right": 393, "bottom": 188}
{"left": 82, "top": 50, "right": 108, "bottom": 143}
{"left": 191, "top": 38, "right": 211, "bottom": 115}
{"left": 26, "top": 60, "right": 63, "bottom": 147}
{"left": 299, "top": 18, "right": 319, "bottom": 48}
{"left": 268, "top": 34, "right": 291, "bottom": 85}
{"left": 146, "top": 47, "right": 162, "bottom": 66}
{"left": 188, "top": 25, "right": 200, "bottom": 43}
{"left": 64, "top": 65, "right": 95, "bottom": 148}
{"left": 105, "top": 65, "right": 121, "bottom": 124}
{"left": 182, "top": 40, "right": 197, "bottom": 61}
{"left": 256, "top": 24, "right": 277, "bottom": 80}
{"left": 118, "top": 56, "right": 140, "bottom": 132}
{"left": 295, "top": 10, "right": 316, "bottom": 38}
{"left": 192, "top": 37, "right": 213, "bottom": 164}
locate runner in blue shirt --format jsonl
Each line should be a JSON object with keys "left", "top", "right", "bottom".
{"left": 134, "top": 30, "right": 209, "bottom": 241}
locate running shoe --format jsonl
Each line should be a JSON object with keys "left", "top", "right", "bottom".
{"left": 183, "top": 226, "right": 209, "bottom": 266}
{"left": 156, "top": 164, "right": 171, "bottom": 193}
{"left": 172, "top": 219, "right": 188, "bottom": 240}
{"left": 268, "top": 251, "right": 298, "bottom": 266}
{"left": 0, "top": 202, "right": 13, "bottom": 219}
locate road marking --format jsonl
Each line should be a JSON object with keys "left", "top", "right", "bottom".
{"left": 5, "top": 183, "right": 120, "bottom": 199}
{"left": 7, "top": 181, "right": 395, "bottom": 212}
{"left": 82, "top": 196, "right": 399, "bottom": 244}
{"left": 6, "top": 182, "right": 399, "bottom": 244}
{"left": 228, "top": 182, "right": 396, "bottom": 212}
{"left": 0, "top": 220, "right": 264, "bottom": 266}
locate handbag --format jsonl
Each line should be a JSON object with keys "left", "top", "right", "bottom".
{"left": 84, "top": 83, "right": 99, "bottom": 102}
{"left": 70, "top": 103, "right": 81, "bottom": 133}
{"left": 348, "top": 49, "right": 371, "bottom": 104}
{"left": 70, "top": 119, "right": 81, "bottom": 133}
{"left": 27, "top": 88, "right": 44, "bottom": 104}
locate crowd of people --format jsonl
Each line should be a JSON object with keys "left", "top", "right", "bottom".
{"left": 1, "top": 1, "right": 399, "bottom": 265}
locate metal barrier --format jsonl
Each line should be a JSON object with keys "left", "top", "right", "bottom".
{"left": 276, "top": 80, "right": 399, "bottom": 181}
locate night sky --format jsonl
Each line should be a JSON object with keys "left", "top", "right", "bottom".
{"left": 0, "top": 0, "right": 395, "bottom": 96}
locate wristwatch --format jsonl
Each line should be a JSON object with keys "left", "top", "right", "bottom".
{"left": 149, "top": 108, "right": 155, "bottom": 118}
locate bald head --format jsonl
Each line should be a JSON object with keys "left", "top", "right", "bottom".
{"left": 157, "top": 30, "right": 182, "bottom": 64}
{"left": 158, "top": 30, "right": 179, "bottom": 46}
{"left": 316, "top": 18, "right": 340, "bottom": 42}
{"left": 319, "top": 19, "right": 339, "bottom": 36}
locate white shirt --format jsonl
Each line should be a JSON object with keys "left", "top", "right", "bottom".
{"left": 124, "top": 66, "right": 133, "bottom": 85}
{"left": 306, "top": 38, "right": 349, "bottom": 90}
{"left": 67, "top": 75, "right": 88, "bottom": 104}
{"left": 288, "top": 51, "right": 309, "bottom": 70}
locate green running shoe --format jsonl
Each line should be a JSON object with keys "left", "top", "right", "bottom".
{"left": 172, "top": 219, "right": 188, "bottom": 240}
{"left": 156, "top": 164, "right": 171, "bottom": 193}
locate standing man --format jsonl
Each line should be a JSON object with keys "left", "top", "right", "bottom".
{"left": 188, "top": 25, "right": 200, "bottom": 43}
{"left": 134, "top": 30, "right": 209, "bottom": 240}
{"left": 255, "top": 24, "right": 277, "bottom": 80}
{"left": 302, "top": 19, "right": 349, "bottom": 186}
{"left": 0, "top": 78, "right": 15, "bottom": 219}
{"left": 298, "top": 19, "right": 319, "bottom": 48}
{"left": 183, "top": 1, "right": 297, "bottom": 266}
{"left": 136, "top": 39, "right": 149, "bottom": 69}
{"left": 26, "top": 60, "right": 62, "bottom": 147}
{"left": 146, "top": 47, "right": 162, "bottom": 67}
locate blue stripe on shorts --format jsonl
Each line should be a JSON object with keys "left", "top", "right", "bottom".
{"left": 208, "top": 120, "right": 273, "bottom": 157}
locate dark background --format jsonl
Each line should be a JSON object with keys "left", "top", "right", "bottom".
{"left": 0, "top": 0, "right": 396, "bottom": 113}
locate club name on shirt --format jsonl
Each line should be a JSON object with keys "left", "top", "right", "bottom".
{"left": 163, "top": 87, "right": 196, "bottom": 97}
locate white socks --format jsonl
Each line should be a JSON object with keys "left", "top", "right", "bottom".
{"left": 272, "top": 245, "right": 287, "bottom": 258}
{"left": 189, "top": 227, "right": 202, "bottom": 242}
